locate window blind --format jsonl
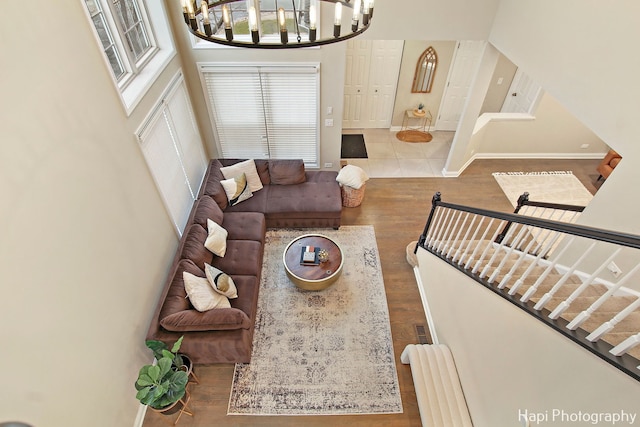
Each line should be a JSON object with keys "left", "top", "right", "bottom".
{"left": 137, "top": 75, "right": 207, "bottom": 235}
{"left": 200, "top": 64, "right": 319, "bottom": 167}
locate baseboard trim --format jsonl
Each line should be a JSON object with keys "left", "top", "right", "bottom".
{"left": 474, "top": 152, "right": 607, "bottom": 160}
{"left": 442, "top": 152, "right": 607, "bottom": 177}
{"left": 413, "top": 260, "right": 439, "bottom": 344}
{"left": 133, "top": 403, "right": 148, "bottom": 427}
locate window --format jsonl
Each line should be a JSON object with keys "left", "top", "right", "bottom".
{"left": 192, "top": 0, "right": 318, "bottom": 49}
{"left": 137, "top": 73, "right": 207, "bottom": 235}
{"left": 199, "top": 64, "right": 319, "bottom": 167}
{"left": 83, "top": 0, "right": 176, "bottom": 114}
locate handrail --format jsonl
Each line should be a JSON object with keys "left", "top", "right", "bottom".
{"left": 415, "top": 192, "right": 640, "bottom": 382}
{"left": 518, "top": 191, "right": 586, "bottom": 213}
{"left": 496, "top": 192, "right": 586, "bottom": 243}
{"left": 417, "top": 192, "right": 640, "bottom": 251}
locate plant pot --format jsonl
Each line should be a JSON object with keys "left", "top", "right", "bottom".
{"left": 150, "top": 389, "right": 193, "bottom": 424}
{"left": 178, "top": 354, "right": 199, "bottom": 384}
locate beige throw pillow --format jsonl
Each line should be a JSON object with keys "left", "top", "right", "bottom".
{"left": 220, "top": 159, "right": 263, "bottom": 192}
{"left": 221, "top": 173, "right": 253, "bottom": 206}
{"left": 204, "top": 219, "right": 227, "bottom": 257}
{"left": 183, "top": 271, "right": 231, "bottom": 312}
{"left": 204, "top": 263, "right": 238, "bottom": 299}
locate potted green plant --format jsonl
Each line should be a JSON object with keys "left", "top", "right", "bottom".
{"left": 145, "top": 335, "right": 198, "bottom": 385}
{"left": 135, "top": 355, "right": 189, "bottom": 412}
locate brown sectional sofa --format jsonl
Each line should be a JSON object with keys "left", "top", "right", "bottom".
{"left": 146, "top": 159, "right": 342, "bottom": 364}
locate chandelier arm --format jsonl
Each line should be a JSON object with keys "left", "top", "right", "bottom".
{"left": 191, "top": 0, "right": 371, "bottom": 48}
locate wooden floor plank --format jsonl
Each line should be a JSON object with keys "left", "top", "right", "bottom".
{"left": 142, "top": 158, "right": 601, "bottom": 427}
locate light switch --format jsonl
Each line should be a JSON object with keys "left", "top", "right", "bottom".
{"left": 497, "top": 77, "right": 504, "bottom": 85}
{"left": 327, "top": 106, "right": 333, "bottom": 115}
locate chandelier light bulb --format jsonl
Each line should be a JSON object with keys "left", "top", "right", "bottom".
{"left": 309, "top": 4, "right": 316, "bottom": 30}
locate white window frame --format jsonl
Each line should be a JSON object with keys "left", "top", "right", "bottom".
{"left": 82, "top": 0, "right": 176, "bottom": 115}
{"left": 198, "top": 62, "right": 320, "bottom": 168}
{"left": 136, "top": 72, "right": 208, "bottom": 236}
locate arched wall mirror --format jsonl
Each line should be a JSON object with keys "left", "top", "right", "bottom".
{"left": 412, "top": 46, "right": 438, "bottom": 93}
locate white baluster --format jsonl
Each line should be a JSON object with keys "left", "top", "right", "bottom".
{"left": 521, "top": 236, "right": 577, "bottom": 303}
{"left": 461, "top": 217, "right": 486, "bottom": 268}
{"left": 509, "top": 232, "right": 562, "bottom": 295}
{"left": 448, "top": 213, "right": 470, "bottom": 260}
{"left": 568, "top": 263, "right": 640, "bottom": 330}
{"left": 471, "top": 219, "right": 500, "bottom": 273}
{"left": 453, "top": 215, "right": 476, "bottom": 263}
{"left": 498, "top": 223, "right": 541, "bottom": 289}
{"left": 478, "top": 221, "right": 509, "bottom": 278}
{"left": 549, "top": 248, "right": 622, "bottom": 319}
{"left": 427, "top": 207, "right": 448, "bottom": 249}
{"left": 587, "top": 297, "right": 640, "bottom": 342}
{"left": 609, "top": 333, "right": 640, "bottom": 357}
{"left": 442, "top": 211, "right": 464, "bottom": 257}
{"left": 436, "top": 209, "right": 456, "bottom": 253}
{"left": 488, "top": 223, "right": 530, "bottom": 283}
{"left": 535, "top": 241, "right": 596, "bottom": 311}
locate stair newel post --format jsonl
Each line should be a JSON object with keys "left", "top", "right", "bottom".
{"left": 496, "top": 192, "right": 529, "bottom": 244}
{"left": 415, "top": 192, "right": 442, "bottom": 254}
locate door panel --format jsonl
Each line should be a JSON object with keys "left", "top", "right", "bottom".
{"left": 436, "top": 40, "right": 486, "bottom": 131}
{"left": 343, "top": 40, "right": 404, "bottom": 129}
{"left": 501, "top": 68, "right": 543, "bottom": 113}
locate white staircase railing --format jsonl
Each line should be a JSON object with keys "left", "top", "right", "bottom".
{"left": 416, "top": 192, "right": 640, "bottom": 382}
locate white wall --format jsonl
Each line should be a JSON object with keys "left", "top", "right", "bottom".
{"left": 417, "top": 249, "right": 640, "bottom": 427}
{"left": 0, "top": 2, "right": 182, "bottom": 426}
{"left": 488, "top": 0, "right": 640, "bottom": 235}
{"left": 467, "top": 92, "right": 609, "bottom": 159}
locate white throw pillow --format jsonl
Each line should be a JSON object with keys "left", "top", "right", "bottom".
{"left": 204, "top": 219, "right": 228, "bottom": 257}
{"left": 336, "top": 164, "right": 369, "bottom": 189}
{"left": 221, "top": 173, "right": 253, "bottom": 206}
{"left": 204, "top": 263, "right": 238, "bottom": 299}
{"left": 220, "top": 159, "right": 263, "bottom": 192}
{"left": 183, "top": 271, "right": 231, "bottom": 312}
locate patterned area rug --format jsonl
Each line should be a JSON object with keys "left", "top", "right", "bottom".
{"left": 492, "top": 171, "right": 593, "bottom": 208}
{"left": 228, "top": 226, "right": 403, "bottom": 416}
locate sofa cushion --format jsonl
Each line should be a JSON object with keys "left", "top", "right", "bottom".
{"left": 191, "top": 196, "right": 224, "bottom": 228}
{"left": 268, "top": 159, "right": 306, "bottom": 185}
{"left": 220, "top": 159, "right": 270, "bottom": 185}
{"left": 211, "top": 240, "right": 264, "bottom": 277}
{"left": 200, "top": 159, "right": 228, "bottom": 210}
{"left": 183, "top": 271, "right": 231, "bottom": 312}
{"left": 204, "top": 219, "right": 227, "bottom": 257}
{"left": 160, "top": 307, "right": 251, "bottom": 332}
{"left": 159, "top": 259, "right": 201, "bottom": 322}
{"left": 180, "top": 224, "right": 214, "bottom": 270}
{"left": 221, "top": 159, "right": 263, "bottom": 192}
{"left": 222, "top": 187, "right": 268, "bottom": 214}
{"left": 266, "top": 182, "right": 342, "bottom": 218}
{"left": 205, "top": 263, "right": 238, "bottom": 299}
{"left": 221, "top": 173, "right": 253, "bottom": 206}
{"left": 222, "top": 212, "right": 266, "bottom": 242}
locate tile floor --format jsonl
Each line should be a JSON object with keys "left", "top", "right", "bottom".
{"left": 341, "top": 128, "right": 455, "bottom": 178}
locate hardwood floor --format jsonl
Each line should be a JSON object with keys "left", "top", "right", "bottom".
{"left": 142, "top": 158, "right": 601, "bottom": 427}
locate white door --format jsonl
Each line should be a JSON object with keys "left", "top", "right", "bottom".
{"left": 343, "top": 40, "right": 371, "bottom": 128}
{"left": 501, "top": 68, "right": 543, "bottom": 113}
{"left": 436, "top": 40, "right": 486, "bottom": 131}
{"left": 343, "top": 40, "right": 404, "bottom": 129}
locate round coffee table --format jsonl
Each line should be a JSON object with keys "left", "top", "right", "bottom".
{"left": 283, "top": 234, "right": 344, "bottom": 291}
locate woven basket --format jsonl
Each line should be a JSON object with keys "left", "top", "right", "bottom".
{"left": 341, "top": 184, "right": 366, "bottom": 207}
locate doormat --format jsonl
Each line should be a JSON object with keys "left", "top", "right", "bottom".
{"left": 396, "top": 130, "right": 432, "bottom": 143}
{"left": 228, "top": 226, "right": 402, "bottom": 416}
{"left": 341, "top": 134, "right": 368, "bottom": 158}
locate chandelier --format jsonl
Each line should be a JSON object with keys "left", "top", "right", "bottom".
{"left": 181, "top": 0, "right": 374, "bottom": 48}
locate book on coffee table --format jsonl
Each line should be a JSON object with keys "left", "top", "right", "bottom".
{"left": 300, "top": 246, "right": 320, "bottom": 265}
